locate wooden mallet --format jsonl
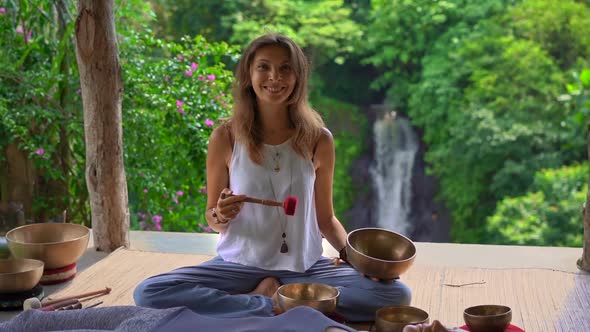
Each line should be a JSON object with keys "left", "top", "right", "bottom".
{"left": 225, "top": 194, "right": 298, "bottom": 216}
{"left": 40, "top": 287, "right": 111, "bottom": 306}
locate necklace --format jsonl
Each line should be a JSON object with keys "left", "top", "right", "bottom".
{"left": 270, "top": 148, "right": 281, "bottom": 172}
{"left": 267, "top": 150, "right": 292, "bottom": 253}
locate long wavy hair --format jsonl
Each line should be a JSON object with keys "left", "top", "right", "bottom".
{"left": 229, "top": 33, "right": 324, "bottom": 164}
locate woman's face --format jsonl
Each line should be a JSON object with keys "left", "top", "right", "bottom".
{"left": 250, "top": 45, "right": 296, "bottom": 107}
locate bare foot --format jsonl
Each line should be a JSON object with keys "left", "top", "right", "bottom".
{"left": 248, "top": 277, "right": 281, "bottom": 298}
{"left": 402, "top": 320, "right": 451, "bottom": 332}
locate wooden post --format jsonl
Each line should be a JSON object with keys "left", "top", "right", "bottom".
{"left": 74, "top": 0, "right": 129, "bottom": 251}
{"left": 578, "top": 123, "right": 590, "bottom": 272}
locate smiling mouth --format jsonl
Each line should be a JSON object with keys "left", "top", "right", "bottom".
{"left": 263, "top": 86, "right": 286, "bottom": 94}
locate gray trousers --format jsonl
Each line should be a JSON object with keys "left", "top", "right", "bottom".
{"left": 0, "top": 305, "right": 356, "bottom": 332}
{"left": 134, "top": 256, "right": 411, "bottom": 322}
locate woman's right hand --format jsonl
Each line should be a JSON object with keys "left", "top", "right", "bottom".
{"left": 213, "top": 188, "right": 246, "bottom": 224}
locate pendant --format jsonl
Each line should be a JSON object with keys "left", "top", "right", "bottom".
{"left": 280, "top": 232, "right": 288, "bottom": 253}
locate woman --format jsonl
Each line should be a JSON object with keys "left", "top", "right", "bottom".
{"left": 133, "top": 33, "right": 411, "bottom": 322}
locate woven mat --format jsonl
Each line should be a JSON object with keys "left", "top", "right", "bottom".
{"left": 47, "top": 249, "right": 590, "bottom": 331}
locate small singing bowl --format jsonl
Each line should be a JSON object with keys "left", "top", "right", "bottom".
{"left": 375, "top": 305, "right": 429, "bottom": 332}
{"left": 463, "top": 305, "right": 512, "bottom": 332}
{"left": 0, "top": 258, "right": 44, "bottom": 293}
{"left": 346, "top": 228, "right": 416, "bottom": 280}
{"left": 277, "top": 283, "right": 339, "bottom": 314}
{"left": 6, "top": 223, "right": 90, "bottom": 269}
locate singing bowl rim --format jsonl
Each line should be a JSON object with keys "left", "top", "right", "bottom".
{"left": 0, "top": 258, "right": 45, "bottom": 275}
{"left": 6, "top": 223, "right": 90, "bottom": 246}
{"left": 0, "top": 258, "right": 44, "bottom": 292}
{"left": 277, "top": 282, "right": 340, "bottom": 302}
{"left": 347, "top": 227, "right": 417, "bottom": 263}
{"left": 464, "top": 304, "right": 512, "bottom": 318}
{"left": 277, "top": 282, "right": 340, "bottom": 313}
{"left": 376, "top": 305, "right": 430, "bottom": 325}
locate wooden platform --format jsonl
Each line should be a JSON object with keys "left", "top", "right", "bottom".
{"left": 45, "top": 246, "right": 590, "bottom": 331}
{"left": 1, "top": 231, "right": 588, "bottom": 331}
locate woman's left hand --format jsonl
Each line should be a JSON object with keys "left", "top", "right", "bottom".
{"left": 332, "top": 248, "right": 397, "bottom": 282}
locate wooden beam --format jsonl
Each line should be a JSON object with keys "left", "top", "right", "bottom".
{"left": 578, "top": 122, "right": 590, "bottom": 272}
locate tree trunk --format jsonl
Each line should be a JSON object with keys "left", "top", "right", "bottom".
{"left": 578, "top": 123, "right": 590, "bottom": 272}
{"left": 0, "top": 144, "right": 34, "bottom": 232}
{"left": 74, "top": 0, "right": 129, "bottom": 251}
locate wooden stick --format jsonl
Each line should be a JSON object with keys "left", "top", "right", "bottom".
{"left": 39, "top": 298, "right": 80, "bottom": 311}
{"left": 42, "top": 287, "right": 111, "bottom": 306}
{"left": 243, "top": 197, "right": 283, "bottom": 207}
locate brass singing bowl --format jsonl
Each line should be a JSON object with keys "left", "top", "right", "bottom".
{"left": 375, "top": 305, "right": 429, "bottom": 332}
{"left": 463, "top": 305, "right": 512, "bottom": 332}
{"left": 6, "top": 223, "right": 90, "bottom": 269}
{"left": 0, "top": 258, "right": 44, "bottom": 293}
{"left": 277, "top": 283, "right": 339, "bottom": 314}
{"left": 346, "top": 228, "right": 416, "bottom": 280}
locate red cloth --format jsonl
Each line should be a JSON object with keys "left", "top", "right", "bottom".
{"left": 459, "top": 324, "right": 525, "bottom": 332}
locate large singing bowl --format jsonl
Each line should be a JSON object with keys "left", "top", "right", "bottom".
{"left": 277, "top": 283, "right": 339, "bottom": 314}
{"left": 0, "top": 258, "right": 44, "bottom": 293}
{"left": 346, "top": 228, "right": 416, "bottom": 280}
{"left": 6, "top": 223, "right": 90, "bottom": 269}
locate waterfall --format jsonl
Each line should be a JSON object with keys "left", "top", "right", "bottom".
{"left": 370, "top": 111, "right": 419, "bottom": 235}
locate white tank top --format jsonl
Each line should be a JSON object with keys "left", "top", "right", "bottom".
{"left": 216, "top": 138, "right": 323, "bottom": 272}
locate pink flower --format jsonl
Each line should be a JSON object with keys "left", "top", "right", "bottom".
{"left": 177, "top": 108, "right": 186, "bottom": 115}
{"left": 176, "top": 100, "right": 184, "bottom": 108}
{"left": 35, "top": 148, "right": 44, "bottom": 156}
{"left": 176, "top": 191, "right": 183, "bottom": 196}
{"left": 207, "top": 74, "right": 216, "bottom": 81}
{"left": 205, "top": 119, "right": 214, "bottom": 127}
{"left": 139, "top": 221, "right": 146, "bottom": 229}
{"left": 154, "top": 223, "right": 162, "bottom": 231}
{"left": 198, "top": 75, "right": 205, "bottom": 81}
{"left": 185, "top": 70, "right": 193, "bottom": 77}
{"left": 152, "top": 215, "right": 163, "bottom": 223}
{"left": 16, "top": 26, "right": 32, "bottom": 43}
{"left": 198, "top": 186, "right": 207, "bottom": 194}
{"left": 177, "top": 55, "right": 184, "bottom": 61}
{"left": 76, "top": 89, "right": 81, "bottom": 94}
{"left": 190, "top": 62, "right": 198, "bottom": 71}
{"left": 0, "top": 8, "right": 6, "bottom": 14}
{"left": 143, "top": 189, "right": 148, "bottom": 193}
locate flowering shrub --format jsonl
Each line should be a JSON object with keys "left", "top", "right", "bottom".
{"left": 120, "top": 33, "right": 239, "bottom": 232}
{"left": 0, "top": 2, "right": 239, "bottom": 232}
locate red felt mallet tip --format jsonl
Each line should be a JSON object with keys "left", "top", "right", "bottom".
{"left": 283, "top": 196, "right": 298, "bottom": 216}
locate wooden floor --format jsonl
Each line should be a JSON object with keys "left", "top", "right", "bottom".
{"left": 1, "top": 231, "right": 589, "bottom": 331}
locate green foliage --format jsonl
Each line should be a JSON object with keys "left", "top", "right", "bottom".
{"left": 487, "top": 164, "right": 587, "bottom": 247}
{"left": 0, "top": 1, "right": 238, "bottom": 232}
{"left": 363, "top": 0, "right": 509, "bottom": 107}
{"left": 311, "top": 96, "right": 368, "bottom": 227}
{"left": 153, "top": 0, "right": 363, "bottom": 66}
{"left": 0, "top": 0, "right": 86, "bottom": 220}
{"left": 120, "top": 33, "right": 239, "bottom": 232}
{"left": 404, "top": 0, "right": 590, "bottom": 242}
